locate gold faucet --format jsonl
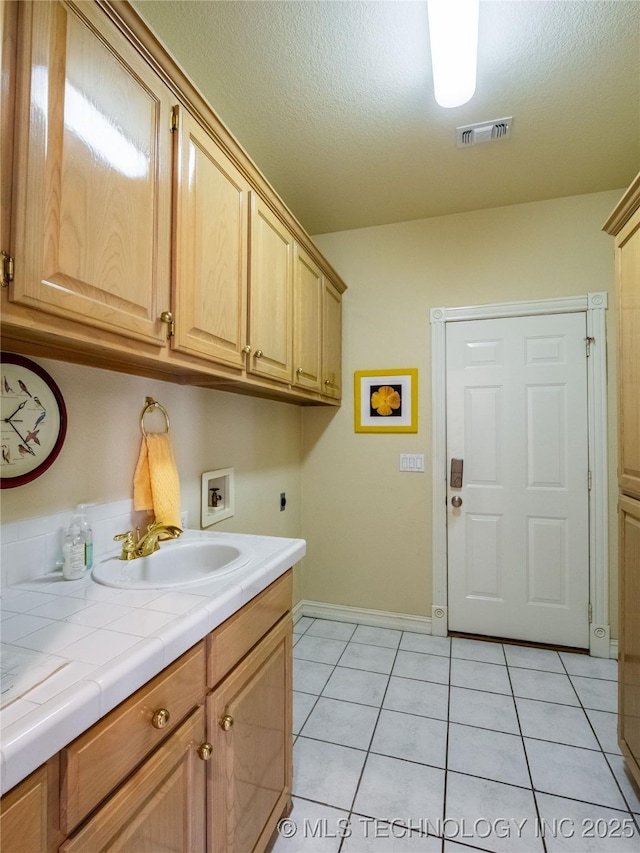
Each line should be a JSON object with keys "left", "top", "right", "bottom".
{"left": 114, "top": 522, "right": 183, "bottom": 560}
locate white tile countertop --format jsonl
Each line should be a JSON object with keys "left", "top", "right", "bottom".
{"left": 0, "top": 531, "right": 305, "bottom": 795}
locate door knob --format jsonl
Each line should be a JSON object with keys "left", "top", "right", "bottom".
{"left": 451, "top": 496, "right": 463, "bottom": 508}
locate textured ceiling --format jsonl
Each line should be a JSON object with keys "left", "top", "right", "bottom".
{"left": 133, "top": 0, "right": 640, "bottom": 235}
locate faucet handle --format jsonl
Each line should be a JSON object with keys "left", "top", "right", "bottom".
{"left": 114, "top": 529, "right": 138, "bottom": 560}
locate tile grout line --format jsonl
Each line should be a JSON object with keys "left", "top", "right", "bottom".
{"left": 503, "top": 641, "right": 549, "bottom": 853}
{"left": 337, "top": 631, "right": 404, "bottom": 853}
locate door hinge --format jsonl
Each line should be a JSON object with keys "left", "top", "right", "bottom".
{"left": 588, "top": 603, "right": 593, "bottom": 624}
{"left": 170, "top": 106, "right": 179, "bottom": 133}
{"left": 1, "top": 250, "right": 14, "bottom": 287}
{"left": 585, "top": 336, "right": 595, "bottom": 357}
{"left": 588, "top": 470, "right": 592, "bottom": 491}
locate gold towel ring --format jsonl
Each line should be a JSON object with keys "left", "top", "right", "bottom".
{"left": 141, "top": 397, "right": 170, "bottom": 436}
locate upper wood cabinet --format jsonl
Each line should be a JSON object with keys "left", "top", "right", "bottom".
{"left": 248, "top": 193, "right": 294, "bottom": 385}
{"left": 614, "top": 204, "right": 640, "bottom": 499}
{"left": 172, "top": 106, "right": 250, "bottom": 369}
{"left": 11, "top": 0, "right": 173, "bottom": 347}
{"left": 292, "top": 247, "right": 343, "bottom": 400}
{"left": 3, "top": 0, "right": 346, "bottom": 405}
{"left": 293, "top": 244, "right": 323, "bottom": 393}
{"left": 322, "top": 279, "right": 343, "bottom": 400}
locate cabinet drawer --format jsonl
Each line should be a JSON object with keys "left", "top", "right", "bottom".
{"left": 207, "top": 570, "right": 292, "bottom": 687}
{"left": 61, "top": 641, "right": 205, "bottom": 834}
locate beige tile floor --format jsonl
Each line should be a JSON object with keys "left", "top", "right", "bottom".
{"left": 272, "top": 618, "right": 637, "bottom": 853}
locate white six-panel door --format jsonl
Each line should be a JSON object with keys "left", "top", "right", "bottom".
{"left": 446, "top": 312, "right": 590, "bottom": 648}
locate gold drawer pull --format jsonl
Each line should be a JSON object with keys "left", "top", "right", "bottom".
{"left": 220, "top": 714, "right": 234, "bottom": 731}
{"left": 152, "top": 708, "right": 171, "bottom": 729}
{"left": 197, "top": 742, "right": 213, "bottom": 761}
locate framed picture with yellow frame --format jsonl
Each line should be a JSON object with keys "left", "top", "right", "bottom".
{"left": 354, "top": 368, "right": 418, "bottom": 433}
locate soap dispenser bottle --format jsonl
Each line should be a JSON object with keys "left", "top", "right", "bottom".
{"left": 76, "top": 503, "right": 94, "bottom": 570}
{"left": 63, "top": 520, "right": 86, "bottom": 580}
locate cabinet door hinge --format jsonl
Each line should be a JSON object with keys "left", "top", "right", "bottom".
{"left": 588, "top": 603, "right": 593, "bottom": 624}
{"left": 1, "top": 250, "right": 14, "bottom": 287}
{"left": 588, "top": 470, "right": 592, "bottom": 491}
{"left": 585, "top": 336, "right": 595, "bottom": 357}
{"left": 170, "top": 106, "right": 179, "bottom": 133}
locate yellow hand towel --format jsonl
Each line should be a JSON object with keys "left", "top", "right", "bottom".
{"left": 133, "top": 433, "right": 181, "bottom": 529}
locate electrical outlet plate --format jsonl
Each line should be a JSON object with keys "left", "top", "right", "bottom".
{"left": 201, "top": 468, "right": 235, "bottom": 527}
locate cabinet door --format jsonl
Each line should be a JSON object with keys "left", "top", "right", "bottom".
{"left": 173, "top": 107, "right": 250, "bottom": 368}
{"left": 293, "top": 244, "right": 322, "bottom": 393}
{"left": 208, "top": 616, "right": 292, "bottom": 853}
{"left": 248, "top": 193, "right": 294, "bottom": 384}
{"left": 617, "top": 208, "right": 640, "bottom": 499}
{"left": 0, "top": 760, "right": 59, "bottom": 853}
{"left": 322, "top": 280, "right": 343, "bottom": 400}
{"left": 11, "top": 1, "right": 172, "bottom": 346}
{"left": 619, "top": 495, "right": 640, "bottom": 784}
{"left": 61, "top": 708, "right": 207, "bottom": 853}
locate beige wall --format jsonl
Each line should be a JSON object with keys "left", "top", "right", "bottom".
{"left": 1, "top": 362, "right": 305, "bottom": 599}
{"left": 303, "top": 189, "right": 622, "bottom": 637}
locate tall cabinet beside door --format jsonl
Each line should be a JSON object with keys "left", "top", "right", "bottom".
{"left": 604, "top": 173, "right": 640, "bottom": 786}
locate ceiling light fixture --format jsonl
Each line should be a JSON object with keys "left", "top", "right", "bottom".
{"left": 427, "top": 0, "right": 479, "bottom": 109}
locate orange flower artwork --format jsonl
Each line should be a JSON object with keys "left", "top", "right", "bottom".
{"left": 371, "top": 385, "right": 401, "bottom": 416}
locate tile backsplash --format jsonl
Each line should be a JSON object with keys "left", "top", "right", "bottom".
{"left": 1, "top": 500, "right": 160, "bottom": 588}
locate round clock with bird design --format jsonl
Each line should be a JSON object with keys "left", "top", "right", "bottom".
{"left": 1, "top": 353, "right": 67, "bottom": 488}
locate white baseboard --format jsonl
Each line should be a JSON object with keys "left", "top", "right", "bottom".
{"left": 293, "top": 599, "right": 432, "bottom": 635}
{"left": 293, "top": 600, "right": 619, "bottom": 661}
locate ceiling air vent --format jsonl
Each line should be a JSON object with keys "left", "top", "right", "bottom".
{"left": 456, "top": 117, "right": 513, "bottom": 148}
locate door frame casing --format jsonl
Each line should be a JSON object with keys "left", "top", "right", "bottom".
{"left": 430, "top": 292, "right": 610, "bottom": 657}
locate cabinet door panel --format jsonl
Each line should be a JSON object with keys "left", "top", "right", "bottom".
{"left": 619, "top": 496, "right": 640, "bottom": 784}
{"left": 293, "top": 245, "right": 322, "bottom": 392}
{"left": 173, "top": 108, "right": 249, "bottom": 368}
{"left": 61, "top": 708, "right": 206, "bottom": 853}
{"left": 617, "top": 210, "right": 640, "bottom": 499}
{"left": 322, "top": 280, "right": 343, "bottom": 399}
{"left": 0, "top": 762, "right": 54, "bottom": 853}
{"left": 249, "top": 194, "right": 293, "bottom": 384}
{"left": 208, "top": 616, "right": 292, "bottom": 853}
{"left": 12, "top": 1, "right": 172, "bottom": 346}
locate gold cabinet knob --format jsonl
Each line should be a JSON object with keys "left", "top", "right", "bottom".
{"left": 151, "top": 708, "right": 170, "bottom": 729}
{"left": 296, "top": 367, "right": 303, "bottom": 375}
{"left": 220, "top": 714, "right": 234, "bottom": 731}
{"left": 324, "top": 379, "right": 331, "bottom": 385}
{"left": 254, "top": 350, "right": 263, "bottom": 358}
{"left": 242, "top": 345, "right": 252, "bottom": 354}
{"left": 197, "top": 742, "right": 213, "bottom": 761}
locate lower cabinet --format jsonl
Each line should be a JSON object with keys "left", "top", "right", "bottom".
{"left": 0, "top": 571, "right": 293, "bottom": 853}
{"left": 0, "top": 759, "right": 61, "bottom": 853}
{"left": 619, "top": 496, "right": 640, "bottom": 783}
{"left": 208, "top": 616, "right": 292, "bottom": 853}
{"left": 61, "top": 709, "right": 207, "bottom": 853}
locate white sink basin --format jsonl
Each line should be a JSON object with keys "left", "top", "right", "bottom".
{"left": 92, "top": 532, "right": 251, "bottom": 589}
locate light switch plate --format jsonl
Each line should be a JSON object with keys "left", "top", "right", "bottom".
{"left": 400, "top": 454, "right": 425, "bottom": 472}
